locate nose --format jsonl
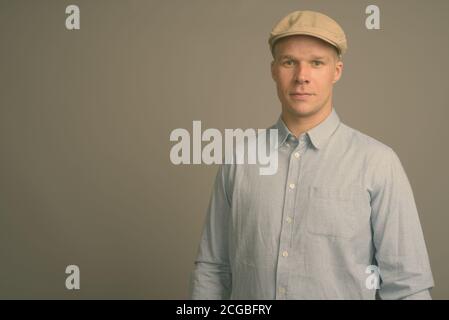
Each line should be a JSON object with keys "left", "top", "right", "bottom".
{"left": 294, "top": 62, "right": 310, "bottom": 84}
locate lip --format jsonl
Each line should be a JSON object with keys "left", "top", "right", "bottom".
{"left": 290, "top": 93, "right": 314, "bottom": 100}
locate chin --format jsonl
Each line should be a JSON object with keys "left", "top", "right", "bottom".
{"left": 286, "top": 104, "right": 318, "bottom": 118}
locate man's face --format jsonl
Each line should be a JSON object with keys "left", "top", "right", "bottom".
{"left": 271, "top": 35, "right": 343, "bottom": 120}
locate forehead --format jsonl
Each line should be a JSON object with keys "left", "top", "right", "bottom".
{"left": 273, "top": 35, "right": 337, "bottom": 58}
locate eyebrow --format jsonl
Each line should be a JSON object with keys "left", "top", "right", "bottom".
{"left": 278, "top": 55, "right": 328, "bottom": 61}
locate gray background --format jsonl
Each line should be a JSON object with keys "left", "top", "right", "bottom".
{"left": 0, "top": 0, "right": 448, "bottom": 299}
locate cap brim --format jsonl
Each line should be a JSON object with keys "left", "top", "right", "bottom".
{"left": 269, "top": 31, "right": 342, "bottom": 55}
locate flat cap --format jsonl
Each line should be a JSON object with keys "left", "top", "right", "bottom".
{"left": 269, "top": 10, "right": 347, "bottom": 56}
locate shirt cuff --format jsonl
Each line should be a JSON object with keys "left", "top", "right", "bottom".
{"left": 401, "top": 289, "right": 432, "bottom": 300}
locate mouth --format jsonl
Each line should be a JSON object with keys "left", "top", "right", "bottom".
{"left": 290, "top": 92, "right": 314, "bottom": 100}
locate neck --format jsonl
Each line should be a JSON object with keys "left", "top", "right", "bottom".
{"left": 281, "top": 106, "right": 332, "bottom": 138}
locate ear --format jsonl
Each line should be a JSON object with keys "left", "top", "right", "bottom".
{"left": 333, "top": 60, "right": 343, "bottom": 84}
{"left": 271, "top": 60, "right": 276, "bottom": 82}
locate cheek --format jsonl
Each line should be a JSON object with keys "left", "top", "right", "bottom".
{"left": 315, "top": 72, "right": 334, "bottom": 92}
{"left": 277, "top": 71, "right": 293, "bottom": 90}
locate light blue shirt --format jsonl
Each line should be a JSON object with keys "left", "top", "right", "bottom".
{"left": 190, "top": 108, "right": 434, "bottom": 299}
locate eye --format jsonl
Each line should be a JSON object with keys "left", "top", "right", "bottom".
{"left": 282, "top": 59, "right": 295, "bottom": 67}
{"left": 312, "top": 60, "right": 323, "bottom": 66}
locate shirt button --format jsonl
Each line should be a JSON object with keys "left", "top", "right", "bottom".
{"left": 294, "top": 152, "right": 300, "bottom": 158}
{"left": 286, "top": 217, "right": 292, "bottom": 224}
{"left": 282, "top": 251, "right": 289, "bottom": 257}
{"left": 289, "top": 183, "right": 295, "bottom": 189}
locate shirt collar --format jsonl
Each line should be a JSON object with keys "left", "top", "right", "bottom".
{"left": 273, "top": 107, "right": 341, "bottom": 150}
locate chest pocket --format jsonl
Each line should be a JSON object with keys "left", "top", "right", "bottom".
{"left": 306, "top": 185, "right": 368, "bottom": 239}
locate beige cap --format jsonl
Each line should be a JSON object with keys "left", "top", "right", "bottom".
{"left": 269, "top": 10, "right": 347, "bottom": 56}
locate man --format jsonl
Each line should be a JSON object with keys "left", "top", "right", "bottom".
{"left": 189, "top": 10, "right": 434, "bottom": 299}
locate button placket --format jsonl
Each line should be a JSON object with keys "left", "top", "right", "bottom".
{"left": 275, "top": 139, "right": 302, "bottom": 299}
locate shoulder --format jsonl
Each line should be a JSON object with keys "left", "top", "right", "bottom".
{"left": 337, "top": 122, "right": 397, "bottom": 162}
{"left": 336, "top": 123, "right": 408, "bottom": 189}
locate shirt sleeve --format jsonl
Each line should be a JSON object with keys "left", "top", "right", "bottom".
{"left": 370, "top": 147, "right": 434, "bottom": 300}
{"left": 400, "top": 289, "right": 432, "bottom": 300}
{"left": 189, "top": 164, "right": 233, "bottom": 299}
